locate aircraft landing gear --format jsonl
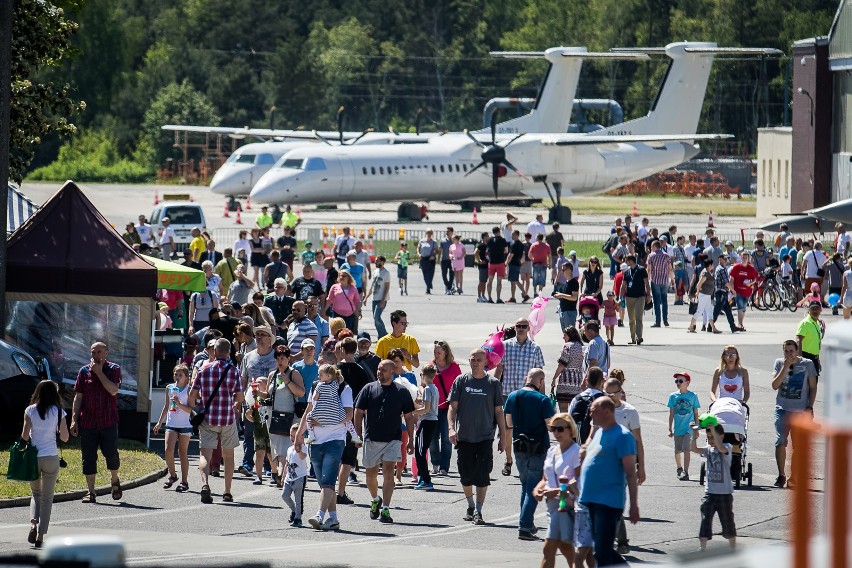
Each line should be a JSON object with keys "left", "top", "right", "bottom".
{"left": 227, "top": 197, "right": 241, "bottom": 212}
{"left": 536, "top": 178, "right": 572, "bottom": 225}
{"left": 398, "top": 201, "right": 423, "bottom": 222}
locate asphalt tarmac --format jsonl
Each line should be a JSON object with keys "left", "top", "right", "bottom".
{"left": 2, "top": 183, "right": 826, "bottom": 566}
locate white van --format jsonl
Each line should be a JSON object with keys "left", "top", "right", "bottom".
{"left": 149, "top": 202, "right": 207, "bottom": 251}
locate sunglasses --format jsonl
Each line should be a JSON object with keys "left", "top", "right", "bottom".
{"left": 549, "top": 426, "right": 570, "bottom": 433}
{"left": 515, "top": 323, "right": 529, "bottom": 329}
{"left": 724, "top": 353, "right": 738, "bottom": 358}
{"left": 674, "top": 379, "right": 686, "bottom": 384}
{"left": 434, "top": 340, "right": 447, "bottom": 346}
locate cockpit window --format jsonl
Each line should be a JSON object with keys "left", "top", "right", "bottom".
{"left": 279, "top": 158, "right": 305, "bottom": 169}
{"left": 304, "top": 157, "right": 327, "bottom": 171}
{"left": 232, "top": 154, "right": 256, "bottom": 164}
{"left": 256, "top": 153, "right": 276, "bottom": 165}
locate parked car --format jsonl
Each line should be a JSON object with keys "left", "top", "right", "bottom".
{"left": 0, "top": 338, "right": 50, "bottom": 435}
{"left": 149, "top": 202, "right": 207, "bottom": 253}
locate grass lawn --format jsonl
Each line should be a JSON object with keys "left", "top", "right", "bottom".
{"left": 0, "top": 438, "right": 163, "bottom": 499}
{"left": 541, "top": 195, "right": 756, "bottom": 217}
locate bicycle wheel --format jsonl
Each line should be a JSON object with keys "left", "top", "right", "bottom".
{"left": 784, "top": 284, "right": 798, "bottom": 312}
{"left": 763, "top": 287, "right": 780, "bottom": 311}
{"left": 752, "top": 288, "right": 769, "bottom": 311}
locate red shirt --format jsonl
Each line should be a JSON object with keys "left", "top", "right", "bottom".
{"left": 158, "top": 289, "right": 183, "bottom": 310}
{"left": 74, "top": 361, "right": 121, "bottom": 430}
{"left": 729, "top": 263, "right": 758, "bottom": 297}
{"left": 613, "top": 271, "right": 625, "bottom": 298}
{"left": 529, "top": 241, "right": 550, "bottom": 265}
{"left": 191, "top": 358, "right": 242, "bottom": 426}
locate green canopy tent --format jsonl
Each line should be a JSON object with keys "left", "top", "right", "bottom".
{"left": 146, "top": 257, "right": 206, "bottom": 292}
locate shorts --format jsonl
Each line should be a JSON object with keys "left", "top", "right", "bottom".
{"left": 397, "top": 265, "right": 408, "bottom": 279}
{"left": 199, "top": 421, "right": 240, "bottom": 450}
{"left": 602, "top": 315, "right": 618, "bottom": 327}
{"left": 520, "top": 261, "right": 533, "bottom": 276}
{"left": 735, "top": 294, "right": 748, "bottom": 311}
{"left": 802, "top": 351, "right": 821, "bottom": 376}
{"left": 673, "top": 434, "right": 691, "bottom": 454}
{"left": 573, "top": 504, "right": 594, "bottom": 548}
{"left": 456, "top": 439, "right": 493, "bottom": 487}
{"left": 341, "top": 434, "right": 359, "bottom": 467}
{"left": 546, "top": 500, "right": 575, "bottom": 543}
{"left": 508, "top": 264, "right": 521, "bottom": 282}
{"left": 165, "top": 426, "right": 193, "bottom": 436}
{"left": 269, "top": 432, "right": 292, "bottom": 460}
{"left": 532, "top": 264, "right": 547, "bottom": 287}
{"left": 488, "top": 263, "right": 506, "bottom": 278}
{"left": 699, "top": 493, "right": 736, "bottom": 539}
{"left": 478, "top": 265, "right": 488, "bottom": 283}
{"left": 363, "top": 440, "right": 402, "bottom": 467}
{"left": 250, "top": 252, "right": 267, "bottom": 268}
{"left": 80, "top": 425, "right": 120, "bottom": 476}
{"left": 774, "top": 407, "right": 793, "bottom": 447}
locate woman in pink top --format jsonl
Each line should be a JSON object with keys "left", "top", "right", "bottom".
{"left": 450, "top": 235, "right": 467, "bottom": 295}
{"left": 326, "top": 270, "right": 362, "bottom": 334}
{"left": 429, "top": 340, "right": 462, "bottom": 475}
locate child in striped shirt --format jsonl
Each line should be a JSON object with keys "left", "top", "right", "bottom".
{"left": 305, "top": 364, "right": 362, "bottom": 445}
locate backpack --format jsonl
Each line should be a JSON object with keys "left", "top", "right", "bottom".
{"left": 571, "top": 390, "right": 605, "bottom": 444}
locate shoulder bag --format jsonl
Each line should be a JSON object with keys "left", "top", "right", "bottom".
{"left": 267, "top": 369, "right": 296, "bottom": 435}
{"left": 190, "top": 365, "right": 229, "bottom": 432}
{"left": 512, "top": 390, "right": 546, "bottom": 455}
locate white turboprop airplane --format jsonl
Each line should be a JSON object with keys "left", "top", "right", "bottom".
{"left": 249, "top": 42, "right": 780, "bottom": 222}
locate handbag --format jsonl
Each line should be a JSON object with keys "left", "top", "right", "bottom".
{"left": 7, "top": 439, "right": 39, "bottom": 482}
{"left": 190, "top": 367, "right": 229, "bottom": 431}
{"left": 267, "top": 370, "right": 296, "bottom": 435}
{"left": 688, "top": 299, "right": 698, "bottom": 315}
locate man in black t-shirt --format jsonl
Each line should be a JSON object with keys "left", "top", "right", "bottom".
{"left": 619, "top": 254, "right": 650, "bottom": 345}
{"left": 506, "top": 230, "right": 525, "bottom": 303}
{"left": 277, "top": 228, "right": 298, "bottom": 271}
{"left": 545, "top": 223, "right": 564, "bottom": 269}
{"left": 354, "top": 359, "right": 416, "bottom": 524}
{"left": 486, "top": 226, "right": 509, "bottom": 304}
{"left": 291, "top": 264, "right": 324, "bottom": 302}
{"left": 475, "top": 232, "right": 489, "bottom": 303}
{"left": 553, "top": 262, "right": 580, "bottom": 330}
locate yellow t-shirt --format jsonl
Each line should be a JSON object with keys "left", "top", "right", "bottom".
{"left": 796, "top": 315, "right": 823, "bottom": 355}
{"left": 256, "top": 213, "right": 273, "bottom": 229}
{"left": 375, "top": 334, "right": 420, "bottom": 370}
{"left": 189, "top": 237, "right": 206, "bottom": 261}
{"left": 281, "top": 211, "right": 300, "bottom": 228}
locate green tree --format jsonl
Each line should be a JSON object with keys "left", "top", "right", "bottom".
{"left": 11, "top": 0, "right": 85, "bottom": 182}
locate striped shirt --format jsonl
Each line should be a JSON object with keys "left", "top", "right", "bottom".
{"left": 73, "top": 361, "right": 121, "bottom": 430}
{"left": 287, "top": 317, "right": 319, "bottom": 354}
{"left": 646, "top": 251, "right": 673, "bottom": 285}
{"left": 311, "top": 381, "right": 346, "bottom": 425}
{"left": 191, "top": 358, "right": 241, "bottom": 427}
{"left": 501, "top": 338, "right": 546, "bottom": 395}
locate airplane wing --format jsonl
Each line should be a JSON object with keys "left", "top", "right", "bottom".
{"left": 539, "top": 133, "right": 733, "bottom": 146}
{"left": 805, "top": 197, "right": 852, "bottom": 225}
{"left": 161, "top": 125, "right": 439, "bottom": 143}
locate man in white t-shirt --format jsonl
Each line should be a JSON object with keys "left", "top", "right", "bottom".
{"left": 801, "top": 240, "right": 828, "bottom": 292}
{"left": 836, "top": 223, "right": 851, "bottom": 259}
{"left": 526, "top": 214, "right": 546, "bottom": 241}
{"left": 333, "top": 227, "right": 357, "bottom": 267}
{"left": 136, "top": 215, "right": 154, "bottom": 246}
{"left": 160, "top": 217, "right": 176, "bottom": 260}
{"left": 501, "top": 212, "right": 519, "bottom": 241}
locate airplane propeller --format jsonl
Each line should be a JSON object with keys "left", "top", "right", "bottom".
{"left": 464, "top": 113, "right": 527, "bottom": 198}
{"left": 313, "top": 106, "right": 373, "bottom": 146}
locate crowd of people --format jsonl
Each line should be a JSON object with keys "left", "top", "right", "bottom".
{"left": 14, "top": 209, "right": 825, "bottom": 566}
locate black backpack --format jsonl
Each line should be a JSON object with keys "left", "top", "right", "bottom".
{"left": 571, "top": 391, "right": 605, "bottom": 444}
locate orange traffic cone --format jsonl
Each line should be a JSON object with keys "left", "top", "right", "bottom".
{"left": 245, "top": 196, "right": 252, "bottom": 210}
{"left": 223, "top": 200, "right": 230, "bottom": 218}
{"left": 234, "top": 209, "right": 243, "bottom": 225}
{"left": 707, "top": 210, "right": 715, "bottom": 228}
{"left": 153, "top": 189, "right": 159, "bottom": 205}
{"left": 472, "top": 207, "right": 479, "bottom": 225}
{"left": 632, "top": 201, "right": 638, "bottom": 217}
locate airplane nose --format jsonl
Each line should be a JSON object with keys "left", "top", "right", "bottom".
{"left": 209, "top": 166, "right": 252, "bottom": 196}
{"left": 249, "top": 173, "right": 281, "bottom": 205}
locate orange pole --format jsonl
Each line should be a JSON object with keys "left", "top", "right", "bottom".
{"left": 830, "top": 432, "right": 849, "bottom": 568}
{"left": 790, "top": 414, "right": 815, "bottom": 568}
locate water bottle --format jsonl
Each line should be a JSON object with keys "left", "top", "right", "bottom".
{"left": 557, "top": 475, "right": 570, "bottom": 512}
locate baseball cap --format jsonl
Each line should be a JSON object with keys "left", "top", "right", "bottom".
{"left": 696, "top": 413, "right": 720, "bottom": 429}
{"left": 568, "top": 250, "right": 577, "bottom": 256}
{"left": 660, "top": 235, "right": 668, "bottom": 242}
{"left": 305, "top": 241, "right": 312, "bottom": 246}
{"left": 620, "top": 263, "right": 628, "bottom": 270}
{"left": 725, "top": 240, "right": 734, "bottom": 246}
{"left": 809, "top": 300, "right": 822, "bottom": 309}
{"left": 254, "top": 325, "right": 274, "bottom": 337}
{"left": 157, "top": 302, "right": 168, "bottom": 310}
{"left": 357, "top": 331, "right": 372, "bottom": 342}
{"left": 300, "top": 338, "right": 315, "bottom": 349}
{"left": 673, "top": 371, "right": 691, "bottom": 381}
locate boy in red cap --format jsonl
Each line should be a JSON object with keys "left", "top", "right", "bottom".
{"left": 667, "top": 372, "right": 701, "bottom": 480}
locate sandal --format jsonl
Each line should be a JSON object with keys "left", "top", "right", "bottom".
{"left": 82, "top": 492, "right": 96, "bottom": 504}
{"left": 175, "top": 481, "right": 189, "bottom": 493}
{"left": 222, "top": 492, "right": 233, "bottom": 503}
{"left": 111, "top": 480, "right": 123, "bottom": 501}
{"left": 200, "top": 484, "right": 213, "bottom": 504}
{"left": 502, "top": 462, "right": 513, "bottom": 476}
{"left": 163, "top": 475, "right": 179, "bottom": 489}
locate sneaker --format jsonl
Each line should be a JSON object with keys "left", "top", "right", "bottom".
{"left": 496, "top": 299, "right": 504, "bottom": 304}
{"left": 618, "top": 320, "right": 624, "bottom": 327}
{"left": 348, "top": 472, "right": 358, "bottom": 484}
{"left": 507, "top": 298, "right": 517, "bottom": 303}
{"left": 676, "top": 467, "right": 684, "bottom": 480}
{"left": 700, "top": 325, "right": 706, "bottom": 332}
{"left": 336, "top": 493, "right": 354, "bottom": 505}
{"left": 439, "top": 469, "right": 449, "bottom": 476}
{"left": 651, "top": 323, "right": 661, "bottom": 328}
{"left": 637, "top": 338, "right": 643, "bottom": 345}
{"left": 774, "top": 475, "right": 787, "bottom": 488}
{"left": 410, "top": 476, "right": 419, "bottom": 484}
{"left": 458, "top": 289, "right": 464, "bottom": 295}
{"left": 305, "top": 431, "right": 317, "bottom": 445}
{"left": 522, "top": 294, "right": 530, "bottom": 303}
{"left": 616, "top": 542, "right": 630, "bottom": 555}
{"left": 464, "top": 507, "right": 475, "bottom": 521}
{"left": 476, "top": 297, "right": 486, "bottom": 303}
{"left": 237, "top": 466, "right": 252, "bottom": 477}
{"left": 472, "top": 511, "right": 485, "bottom": 525}
{"left": 290, "top": 518, "right": 302, "bottom": 527}
{"left": 518, "top": 530, "right": 539, "bottom": 541}
{"left": 487, "top": 299, "right": 494, "bottom": 304}
{"left": 370, "top": 497, "right": 383, "bottom": 520}
{"left": 682, "top": 472, "right": 690, "bottom": 481}
{"left": 664, "top": 321, "right": 670, "bottom": 327}
{"left": 289, "top": 511, "right": 296, "bottom": 523}
{"left": 308, "top": 514, "right": 323, "bottom": 530}
{"left": 320, "top": 517, "right": 340, "bottom": 531}
{"left": 350, "top": 431, "right": 363, "bottom": 445}
{"left": 379, "top": 508, "right": 394, "bottom": 523}
{"left": 431, "top": 465, "right": 440, "bottom": 475}
{"left": 420, "top": 482, "right": 434, "bottom": 491}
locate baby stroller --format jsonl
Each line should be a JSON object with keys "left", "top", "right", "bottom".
{"left": 576, "top": 295, "right": 600, "bottom": 342}
{"left": 699, "top": 398, "right": 753, "bottom": 488}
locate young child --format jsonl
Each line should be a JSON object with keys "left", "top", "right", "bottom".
{"left": 394, "top": 242, "right": 410, "bottom": 295}
{"left": 305, "top": 364, "right": 362, "bottom": 445}
{"left": 153, "top": 364, "right": 193, "bottom": 493}
{"left": 667, "top": 371, "right": 700, "bottom": 481}
{"left": 691, "top": 417, "right": 736, "bottom": 551}
{"left": 780, "top": 255, "right": 793, "bottom": 283}
{"left": 300, "top": 241, "right": 316, "bottom": 266}
{"left": 245, "top": 377, "right": 271, "bottom": 484}
{"left": 281, "top": 424, "right": 309, "bottom": 527}
{"left": 797, "top": 281, "right": 822, "bottom": 308}
{"left": 413, "top": 364, "right": 439, "bottom": 490}
{"left": 602, "top": 291, "right": 618, "bottom": 345}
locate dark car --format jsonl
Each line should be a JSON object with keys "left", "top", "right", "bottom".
{"left": 0, "top": 338, "right": 49, "bottom": 435}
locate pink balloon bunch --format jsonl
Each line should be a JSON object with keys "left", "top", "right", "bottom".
{"left": 528, "top": 296, "right": 550, "bottom": 339}
{"left": 482, "top": 328, "right": 506, "bottom": 370}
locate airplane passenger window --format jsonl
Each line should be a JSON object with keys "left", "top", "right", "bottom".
{"left": 387, "top": 166, "right": 392, "bottom": 173}
{"left": 235, "top": 154, "right": 255, "bottom": 164}
{"left": 380, "top": 167, "right": 385, "bottom": 174}
{"left": 280, "top": 158, "right": 305, "bottom": 169}
{"left": 371, "top": 167, "right": 376, "bottom": 175}
{"left": 256, "top": 154, "right": 276, "bottom": 165}
{"left": 455, "top": 164, "right": 460, "bottom": 172}
{"left": 431, "top": 165, "right": 436, "bottom": 173}
{"left": 304, "top": 157, "right": 327, "bottom": 171}
{"left": 362, "top": 167, "right": 367, "bottom": 175}
{"left": 440, "top": 165, "right": 445, "bottom": 173}
{"left": 462, "top": 164, "right": 468, "bottom": 171}
{"left": 394, "top": 166, "right": 399, "bottom": 172}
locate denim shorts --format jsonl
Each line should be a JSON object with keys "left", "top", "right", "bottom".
{"left": 774, "top": 407, "right": 791, "bottom": 447}
{"left": 532, "top": 264, "right": 547, "bottom": 287}
{"left": 735, "top": 294, "right": 749, "bottom": 311}
{"left": 165, "top": 426, "right": 193, "bottom": 436}
{"left": 309, "top": 439, "right": 346, "bottom": 487}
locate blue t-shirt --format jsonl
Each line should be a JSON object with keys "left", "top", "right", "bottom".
{"left": 342, "top": 262, "right": 365, "bottom": 289}
{"left": 293, "top": 361, "right": 319, "bottom": 403}
{"left": 779, "top": 245, "right": 797, "bottom": 269}
{"left": 503, "top": 388, "right": 554, "bottom": 445}
{"left": 394, "top": 371, "right": 417, "bottom": 386}
{"left": 579, "top": 424, "right": 637, "bottom": 510}
{"left": 667, "top": 390, "right": 701, "bottom": 436}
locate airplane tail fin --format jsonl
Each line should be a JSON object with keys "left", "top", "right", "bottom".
{"left": 486, "top": 49, "right": 648, "bottom": 135}
{"left": 598, "top": 43, "right": 782, "bottom": 136}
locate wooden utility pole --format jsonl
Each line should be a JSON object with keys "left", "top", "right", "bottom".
{"left": 0, "top": 0, "right": 13, "bottom": 330}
